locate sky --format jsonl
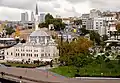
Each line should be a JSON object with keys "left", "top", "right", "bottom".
{"left": 0, "top": 0, "right": 120, "bottom": 21}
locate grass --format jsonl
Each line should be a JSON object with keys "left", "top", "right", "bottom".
{"left": 51, "top": 62, "right": 120, "bottom": 77}
{"left": 51, "top": 66, "right": 77, "bottom": 77}
{"left": 1, "top": 62, "right": 45, "bottom": 68}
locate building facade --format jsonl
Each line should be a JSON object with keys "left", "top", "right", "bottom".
{"left": 86, "top": 17, "right": 105, "bottom": 35}
{"left": 81, "top": 14, "right": 90, "bottom": 27}
{"left": 5, "top": 29, "right": 59, "bottom": 63}
{"left": 39, "top": 13, "right": 46, "bottom": 23}
{"left": 31, "top": 11, "right": 35, "bottom": 22}
{"left": 4, "top": 3, "right": 59, "bottom": 63}
{"left": 21, "top": 12, "right": 29, "bottom": 22}
{"left": 90, "top": 9, "right": 102, "bottom": 18}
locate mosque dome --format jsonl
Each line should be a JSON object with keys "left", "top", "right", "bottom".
{"left": 30, "top": 30, "right": 50, "bottom": 37}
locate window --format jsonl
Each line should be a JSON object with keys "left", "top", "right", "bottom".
{"left": 11, "top": 53, "right": 13, "bottom": 55}
{"left": 100, "top": 22, "right": 102, "bottom": 24}
{"left": 36, "top": 54, "right": 38, "bottom": 57}
{"left": 31, "top": 54, "right": 32, "bottom": 57}
{"left": 41, "top": 54, "right": 44, "bottom": 57}
{"left": 45, "top": 53, "right": 47, "bottom": 56}
{"left": 18, "top": 53, "right": 19, "bottom": 56}
{"left": 41, "top": 49, "right": 44, "bottom": 52}
{"left": 7, "top": 52, "right": 8, "bottom": 55}
{"left": 16, "top": 53, "right": 17, "bottom": 56}
{"left": 23, "top": 54, "right": 25, "bottom": 56}
{"left": 34, "top": 50, "right": 38, "bottom": 52}
{"left": 34, "top": 54, "right": 36, "bottom": 57}
{"left": 48, "top": 54, "right": 50, "bottom": 56}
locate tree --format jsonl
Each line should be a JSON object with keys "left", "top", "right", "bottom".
{"left": 38, "top": 23, "right": 47, "bottom": 28}
{"left": 74, "top": 20, "right": 82, "bottom": 25}
{"left": 53, "top": 19, "right": 65, "bottom": 31}
{"left": 90, "top": 31, "right": 101, "bottom": 45}
{"left": 102, "top": 35, "right": 108, "bottom": 41}
{"left": 80, "top": 27, "right": 89, "bottom": 36}
{"left": 45, "top": 13, "right": 54, "bottom": 21}
{"left": 21, "top": 39, "right": 26, "bottom": 43}
{"left": 5, "top": 27, "right": 15, "bottom": 36}
{"left": 43, "top": 13, "right": 65, "bottom": 31}
{"left": 116, "top": 23, "right": 120, "bottom": 39}
{"left": 58, "top": 37, "right": 93, "bottom": 66}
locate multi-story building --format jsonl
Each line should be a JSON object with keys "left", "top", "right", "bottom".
{"left": 4, "top": 3, "right": 59, "bottom": 63}
{"left": 103, "top": 14, "right": 117, "bottom": 22}
{"left": 31, "top": 11, "right": 35, "bottom": 22}
{"left": 39, "top": 13, "right": 46, "bottom": 23}
{"left": 81, "top": 14, "right": 90, "bottom": 27}
{"left": 90, "top": 9, "right": 102, "bottom": 18}
{"left": 21, "top": 12, "right": 29, "bottom": 22}
{"left": 86, "top": 17, "right": 105, "bottom": 35}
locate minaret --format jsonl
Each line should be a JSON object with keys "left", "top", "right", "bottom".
{"left": 35, "top": 3, "right": 39, "bottom": 31}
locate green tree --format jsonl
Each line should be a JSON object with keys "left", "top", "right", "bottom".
{"left": 116, "top": 23, "right": 120, "bottom": 39}
{"left": 80, "top": 27, "right": 89, "bottom": 36}
{"left": 5, "top": 27, "right": 15, "bottom": 36}
{"left": 74, "top": 20, "right": 82, "bottom": 25}
{"left": 102, "top": 35, "right": 108, "bottom": 41}
{"left": 90, "top": 31, "right": 101, "bottom": 45}
{"left": 58, "top": 37, "right": 93, "bottom": 66}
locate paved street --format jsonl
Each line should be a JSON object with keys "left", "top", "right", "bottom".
{"left": 0, "top": 67, "right": 120, "bottom": 83}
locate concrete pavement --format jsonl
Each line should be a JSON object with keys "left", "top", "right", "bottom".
{"left": 0, "top": 67, "right": 120, "bottom": 83}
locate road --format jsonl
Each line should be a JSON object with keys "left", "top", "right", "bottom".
{"left": 0, "top": 67, "right": 120, "bottom": 83}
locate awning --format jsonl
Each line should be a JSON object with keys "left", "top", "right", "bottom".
{"left": 5, "top": 58, "right": 13, "bottom": 61}
{"left": 41, "top": 59, "right": 52, "bottom": 62}
{"left": 32, "top": 59, "right": 39, "bottom": 61}
{"left": 13, "top": 59, "right": 22, "bottom": 62}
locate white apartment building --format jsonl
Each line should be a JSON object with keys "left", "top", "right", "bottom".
{"left": 31, "top": 11, "right": 35, "bottom": 22}
{"left": 39, "top": 13, "right": 46, "bottom": 23}
{"left": 21, "top": 12, "right": 29, "bottom": 22}
{"left": 103, "top": 14, "right": 116, "bottom": 22}
{"left": 81, "top": 14, "right": 90, "bottom": 26}
{"left": 86, "top": 17, "right": 105, "bottom": 35}
{"left": 90, "top": 9, "right": 102, "bottom": 18}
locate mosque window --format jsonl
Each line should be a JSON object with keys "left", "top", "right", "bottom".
{"left": 7, "top": 52, "right": 8, "bottom": 55}
{"left": 18, "top": 53, "right": 19, "bottom": 56}
{"left": 16, "top": 53, "right": 17, "bottom": 56}
{"left": 34, "top": 54, "right": 36, "bottom": 57}
{"left": 41, "top": 49, "right": 44, "bottom": 52}
{"left": 45, "top": 53, "right": 47, "bottom": 56}
{"left": 48, "top": 54, "right": 50, "bottom": 56}
{"left": 31, "top": 54, "right": 32, "bottom": 57}
{"left": 36, "top": 54, "right": 38, "bottom": 57}
{"left": 11, "top": 53, "right": 13, "bottom": 55}
{"left": 41, "top": 54, "right": 44, "bottom": 57}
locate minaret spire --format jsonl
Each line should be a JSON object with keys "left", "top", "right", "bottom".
{"left": 35, "top": 3, "right": 38, "bottom": 15}
{"left": 35, "top": 3, "right": 39, "bottom": 31}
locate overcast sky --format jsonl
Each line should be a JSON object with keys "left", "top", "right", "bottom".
{"left": 0, "top": 0, "right": 120, "bottom": 21}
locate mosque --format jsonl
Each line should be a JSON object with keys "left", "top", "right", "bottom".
{"left": 4, "top": 4, "right": 59, "bottom": 63}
